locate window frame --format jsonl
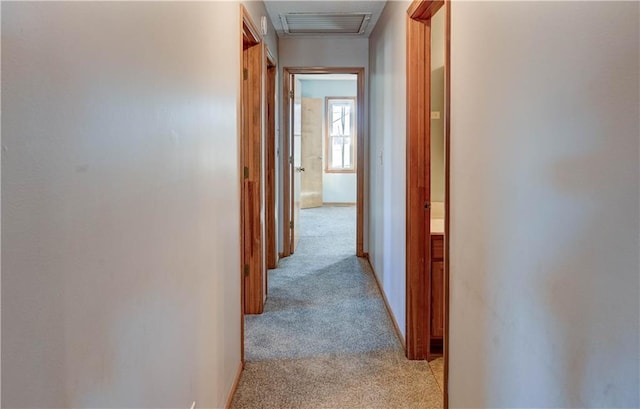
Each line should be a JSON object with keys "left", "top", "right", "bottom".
{"left": 324, "top": 96, "right": 357, "bottom": 174}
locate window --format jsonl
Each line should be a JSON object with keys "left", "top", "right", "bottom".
{"left": 325, "top": 97, "right": 356, "bottom": 173}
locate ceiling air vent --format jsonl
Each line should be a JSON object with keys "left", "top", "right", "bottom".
{"left": 280, "top": 12, "right": 372, "bottom": 35}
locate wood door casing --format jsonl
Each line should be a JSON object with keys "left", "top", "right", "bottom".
{"left": 301, "top": 98, "right": 323, "bottom": 209}
{"left": 266, "top": 56, "right": 277, "bottom": 270}
{"left": 282, "top": 67, "right": 365, "bottom": 259}
{"left": 406, "top": 14, "right": 432, "bottom": 360}
{"left": 406, "top": 0, "right": 450, "bottom": 407}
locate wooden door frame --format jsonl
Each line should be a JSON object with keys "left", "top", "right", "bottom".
{"left": 239, "top": 5, "right": 263, "bottom": 367}
{"left": 265, "top": 48, "right": 277, "bottom": 272}
{"left": 282, "top": 67, "right": 366, "bottom": 258}
{"left": 405, "top": 8, "right": 432, "bottom": 362}
{"left": 406, "top": 0, "right": 451, "bottom": 407}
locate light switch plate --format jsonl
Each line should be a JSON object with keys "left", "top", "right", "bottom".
{"left": 431, "top": 111, "right": 441, "bottom": 120}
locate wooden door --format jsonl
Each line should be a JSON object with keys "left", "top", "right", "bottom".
{"left": 431, "top": 260, "right": 444, "bottom": 337}
{"left": 282, "top": 67, "right": 364, "bottom": 259}
{"left": 242, "top": 41, "right": 264, "bottom": 315}
{"left": 406, "top": 15, "right": 432, "bottom": 359}
{"left": 291, "top": 78, "right": 302, "bottom": 253}
{"left": 265, "top": 57, "right": 277, "bottom": 269}
{"left": 301, "top": 98, "right": 323, "bottom": 209}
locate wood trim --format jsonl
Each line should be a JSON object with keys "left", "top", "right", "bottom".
{"left": 406, "top": 0, "right": 450, "bottom": 407}
{"left": 408, "top": 0, "right": 444, "bottom": 21}
{"left": 265, "top": 45, "right": 277, "bottom": 270}
{"left": 365, "top": 254, "right": 406, "bottom": 349}
{"left": 224, "top": 361, "right": 244, "bottom": 409}
{"left": 324, "top": 96, "right": 357, "bottom": 174}
{"left": 405, "top": 13, "right": 432, "bottom": 361}
{"left": 282, "top": 67, "right": 366, "bottom": 258}
{"left": 443, "top": 0, "right": 451, "bottom": 406}
{"left": 241, "top": 4, "right": 261, "bottom": 45}
{"left": 266, "top": 47, "right": 276, "bottom": 68}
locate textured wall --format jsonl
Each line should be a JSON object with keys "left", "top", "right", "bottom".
{"left": 449, "top": 1, "right": 640, "bottom": 407}
{"left": 2, "top": 2, "right": 242, "bottom": 407}
{"left": 431, "top": 8, "right": 446, "bottom": 203}
{"left": 368, "top": 0, "right": 411, "bottom": 338}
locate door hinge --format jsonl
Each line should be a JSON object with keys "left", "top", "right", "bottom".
{"left": 289, "top": 90, "right": 294, "bottom": 99}
{"left": 424, "top": 202, "right": 431, "bottom": 209}
{"left": 288, "top": 156, "right": 293, "bottom": 165}
{"left": 289, "top": 220, "right": 293, "bottom": 229}
{"left": 244, "top": 264, "right": 250, "bottom": 276}
{"left": 243, "top": 68, "right": 248, "bottom": 80}
{"left": 244, "top": 166, "right": 249, "bottom": 179}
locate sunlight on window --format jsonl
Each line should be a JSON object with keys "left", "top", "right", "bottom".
{"left": 327, "top": 98, "right": 356, "bottom": 172}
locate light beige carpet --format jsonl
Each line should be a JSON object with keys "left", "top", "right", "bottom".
{"left": 232, "top": 207, "right": 443, "bottom": 409}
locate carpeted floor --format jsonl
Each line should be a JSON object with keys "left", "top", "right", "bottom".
{"left": 232, "top": 206, "right": 443, "bottom": 409}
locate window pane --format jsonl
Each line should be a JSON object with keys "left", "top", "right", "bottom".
{"left": 343, "top": 139, "right": 352, "bottom": 168}
{"left": 343, "top": 109, "right": 351, "bottom": 136}
{"left": 331, "top": 106, "right": 342, "bottom": 135}
{"left": 331, "top": 137, "right": 343, "bottom": 168}
{"left": 326, "top": 99, "right": 356, "bottom": 171}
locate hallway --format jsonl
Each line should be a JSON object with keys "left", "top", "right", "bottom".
{"left": 232, "top": 206, "right": 443, "bottom": 408}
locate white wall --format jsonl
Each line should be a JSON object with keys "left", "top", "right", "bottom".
{"left": 242, "top": 1, "right": 278, "bottom": 62}
{"left": 278, "top": 37, "right": 369, "bottom": 250}
{"left": 449, "top": 2, "right": 640, "bottom": 407}
{"left": 278, "top": 37, "right": 369, "bottom": 69}
{"left": 301, "top": 79, "right": 356, "bottom": 97}
{"left": 368, "top": 0, "right": 411, "bottom": 338}
{"left": 431, "top": 8, "right": 445, "bottom": 204}
{"left": 301, "top": 79, "right": 358, "bottom": 204}
{"left": 371, "top": 2, "right": 640, "bottom": 406}
{"left": 2, "top": 2, "right": 242, "bottom": 407}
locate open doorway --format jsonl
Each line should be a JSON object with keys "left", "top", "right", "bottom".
{"left": 293, "top": 74, "right": 359, "bottom": 254}
{"left": 282, "top": 68, "right": 365, "bottom": 259}
{"left": 406, "top": 0, "right": 451, "bottom": 406}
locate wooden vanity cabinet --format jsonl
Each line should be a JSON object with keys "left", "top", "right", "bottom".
{"left": 430, "top": 233, "right": 445, "bottom": 344}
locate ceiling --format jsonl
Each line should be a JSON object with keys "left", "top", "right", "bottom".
{"left": 264, "top": 1, "right": 388, "bottom": 38}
